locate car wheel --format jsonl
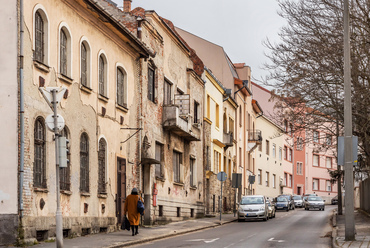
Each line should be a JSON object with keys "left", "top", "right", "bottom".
{"left": 273, "top": 212, "right": 276, "bottom": 218}
{"left": 286, "top": 208, "right": 289, "bottom": 212}
{"left": 263, "top": 215, "right": 268, "bottom": 221}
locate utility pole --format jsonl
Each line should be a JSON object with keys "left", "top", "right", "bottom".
{"left": 343, "top": 0, "right": 355, "bottom": 240}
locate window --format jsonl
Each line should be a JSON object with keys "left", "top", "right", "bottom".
{"left": 288, "top": 174, "right": 292, "bottom": 187}
{"left": 148, "top": 65, "right": 155, "bottom": 102}
{"left": 60, "top": 127, "right": 70, "bottom": 191}
{"left": 283, "top": 146, "right": 287, "bottom": 160}
{"left": 214, "top": 150, "right": 221, "bottom": 173}
{"left": 173, "top": 151, "right": 182, "bottom": 183}
{"left": 190, "top": 158, "right": 196, "bottom": 187}
{"left": 313, "top": 131, "right": 319, "bottom": 143}
{"left": 80, "top": 133, "right": 89, "bottom": 193}
{"left": 35, "top": 11, "right": 45, "bottom": 63}
{"left": 258, "top": 141, "right": 262, "bottom": 152}
{"left": 207, "top": 95, "right": 210, "bottom": 119}
{"left": 99, "top": 54, "right": 107, "bottom": 97}
{"left": 223, "top": 113, "right": 227, "bottom": 133}
{"left": 288, "top": 148, "right": 292, "bottom": 161}
{"left": 164, "top": 79, "right": 172, "bottom": 105}
{"left": 258, "top": 169, "right": 262, "bottom": 185}
{"left": 313, "top": 154, "right": 319, "bottom": 167}
{"left": 194, "top": 101, "right": 200, "bottom": 124}
{"left": 155, "top": 143, "right": 164, "bottom": 178}
{"left": 239, "top": 147, "right": 242, "bottom": 167}
{"left": 279, "top": 147, "right": 282, "bottom": 160}
{"left": 326, "top": 157, "right": 332, "bottom": 168}
{"left": 60, "top": 29, "right": 68, "bottom": 75}
{"left": 34, "top": 117, "right": 46, "bottom": 188}
{"left": 272, "top": 144, "right": 276, "bottom": 158}
{"left": 229, "top": 118, "right": 234, "bottom": 135}
{"left": 98, "top": 139, "right": 107, "bottom": 194}
{"left": 326, "top": 180, "right": 332, "bottom": 191}
{"left": 313, "top": 179, "right": 319, "bottom": 191}
{"left": 239, "top": 106, "right": 242, "bottom": 126}
{"left": 289, "top": 123, "right": 293, "bottom": 136}
{"left": 266, "top": 140, "right": 270, "bottom": 155}
{"left": 215, "top": 103, "right": 220, "bottom": 128}
{"left": 326, "top": 134, "right": 332, "bottom": 145}
{"left": 297, "top": 162, "right": 303, "bottom": 175}
{"left": 297, "top": 137, "right": 303, "bottom": 150}
{"left": 265, "top": 172, "right": 269, "bottom": 187}
{"left": 117, "top": 67, "right": 126, "bottom": 108}
{"left": 81, "top": 42, "right": 88, "bottom": 87}
{"left": 284, "top": 173, "right": 287, "bottom": 186}
{"left": 273, "top": 174, "right": 276, "bottom": 188}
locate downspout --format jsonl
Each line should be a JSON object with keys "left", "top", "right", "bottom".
{"left": 19, "top": 0, "right": 25, "bottom": 221}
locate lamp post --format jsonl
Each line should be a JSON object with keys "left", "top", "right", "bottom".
{"left": 343, "top": 0, "right": 355, "bottom": 241}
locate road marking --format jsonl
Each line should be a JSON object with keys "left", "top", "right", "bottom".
{"left": 268, "top": 237, "right": 285, "bottom": 243}
{"left": 186, "top": 238, "right": 219, "bottom": 243}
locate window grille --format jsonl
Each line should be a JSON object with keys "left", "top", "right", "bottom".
{"left": 117, "top": 68, "right": 126, "bottom": 107}
{"left": 80, "top": 133, "right": 89, "bottom": 192}
{"left": 34, "top": 118, "right": 46, "bottom": 188}
{"left": 81, "top": 43, "right": 87, "bottom": 86}
{"left": 35, "top": 12, "right": 44, "bottom": 63}
{"left": 148, "top": 66, "right": 155, "bottom": 102}
{"left": 98, "top": 139, "right": 106, "bottom": 194}
{"left": 99, "top": 56, "right": 105, "bottom": 96}
{"left": 60, "top": 29, "right": 67, "bottom": 75}
{"left": 60, "top": 128, "right": 70, "bottom": 191}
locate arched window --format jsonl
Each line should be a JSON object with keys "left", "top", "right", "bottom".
{"left": 99, "top": 55, "right": 107, "bottom": 96}
{"left": 60, "top": 127, "right": 70, "bottom": 191}
{"left": 98, "top": 139, "right": 107, "bottom": 194}
{"left": 34, "top": 117, "right": 46, "bottom": 188}
{"left": 35, "top": 11, "right": 44, "bottom": 63}
{"left": 60, "top": 29, "right": 68, "bottom": 76}
{"left": 80, "top": 133, "right": 89, "bottom": 193}
{"left": 117, "top": 67, "right": 126, "bottom": 107}
{"left": 81, "top": 43, "right": 87, "bottom": 86}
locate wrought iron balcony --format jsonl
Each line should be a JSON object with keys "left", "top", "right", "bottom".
{"left": 162, "top": 105, "right": 200, "bottom": 141}
{"left": 248, "top": 130, "right": 262, "bottom": 142}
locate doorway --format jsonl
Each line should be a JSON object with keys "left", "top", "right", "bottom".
{"left": 116, "top": 158, "right": 126, "bottom": 225}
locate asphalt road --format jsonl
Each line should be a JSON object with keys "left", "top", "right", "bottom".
{"left": 133, "top": 205, "right": 335, "bottom": 248}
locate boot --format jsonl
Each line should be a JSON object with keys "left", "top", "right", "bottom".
{"left": 131, "top": 225, "right": 135, "bottom": 236}
{"left": 135, "top": 225, "right": 139, "bottom": 235}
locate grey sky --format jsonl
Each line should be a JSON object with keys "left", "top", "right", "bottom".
{"left": 112, "top": 0, "right": 286, "bottom": 83}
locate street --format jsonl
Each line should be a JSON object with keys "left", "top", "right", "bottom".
{"left": 133, "top": 205, "right": 335, "bottom": 248}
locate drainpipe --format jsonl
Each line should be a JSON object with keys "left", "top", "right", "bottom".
{"left": 19, "top": 0, "right": 25, "bottom": 221}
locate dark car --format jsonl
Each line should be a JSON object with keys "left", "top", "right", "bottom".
{"left": 278, "top": 194, "right": 295, "bottom": 210}
{"left": 275, "top": 196, "right": 290, "bottom": 211}
{"left": 331, "top": 195, "right": 338, "bottom": 205}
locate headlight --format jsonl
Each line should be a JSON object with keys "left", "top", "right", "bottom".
{"left": 260, "top": 207, "right": 265, "bottom": 211}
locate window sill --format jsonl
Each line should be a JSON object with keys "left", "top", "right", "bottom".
{"left": 80, "top": 192, "right": 91, "bottom": 197}
{"left": 156, "top": 177, "right": 166, "bottom": 182}
{"left": 33, "top": 60, "right": 50, "bottom": 73}
{"left": 34, "top": 187, "right": 48, "bottom": 193}
{"left": 173, "top": 182, "right": 184, "bottom": 187}
{"left": 116, "top": 104, "right": 128, "bottom": 113}
{"left": 98, "top": 94, "right": 109, "bottom": 102}
{"left": 190, "top": 186, "right": 197, "bottom": 190}
{"left": 192, "top": 123, "right": 201, "bottom": 129}
{"left": 58, "top": 74, "right": 73, "bottom": 84}
{"left": 80, "top": 84, "right": 92, "bottom": 94}
{"left": 98, "top": 193, "right": 107, "bottom": 199}
{"left": 61, "top": 190, "right": 72, "bottom": 195}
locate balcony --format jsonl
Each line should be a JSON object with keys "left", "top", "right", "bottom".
{"left": 247, "top": 130, "right": 262, "bottom": 152}
{"left": 223, "top": 132, "right": 233, "bottom": 149}
{"left": 162, "top": 105, "right": 200, "bottom": 141}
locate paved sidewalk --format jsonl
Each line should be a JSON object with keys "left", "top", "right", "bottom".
{"left": 30, "top": 213, "right": 236, "bottom": 248}
{"left": 332, "top": 209, "right": 370, "bottom": 247}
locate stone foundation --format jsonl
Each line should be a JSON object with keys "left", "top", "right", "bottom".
{"left": 0, "top": 214, "right": 18, "bottom": 246}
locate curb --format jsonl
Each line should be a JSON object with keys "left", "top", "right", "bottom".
{"left": 332, "top": 209, "right": 339, "bottom": 248}
{"left": 106, "top": 219, "right": 236, "bottom": 248}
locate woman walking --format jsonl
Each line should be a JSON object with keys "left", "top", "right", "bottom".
{"left": 124, "top": 188, "right": 143, "bottom": 236}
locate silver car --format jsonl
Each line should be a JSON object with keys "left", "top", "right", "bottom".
{"left": 293, "top": 195, "right": 303, "bottom": 208}
{"left": 304, "top": 196, "right": 325, "bottom": 211}
{"left": 237, "top": 195, "right": 269, "bottom": 221}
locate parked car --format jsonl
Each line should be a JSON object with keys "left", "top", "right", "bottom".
{"left": 275, "top": 196, "right": 290, "bottom": 211}
{"left": 266, "top": 200, "right": 276, "bottom": 218}
{"left": 278, "top": 194, "right": 295, "bottom": 210}
{"left": 331, "top": 195, "right": 338, "bottom": 205}
{"left": 292, "top": 195, "right": 303, "bottom": 208}
{"left": 302, "top": 196, "right": 308, "bottom": 208}
{"left": 305, "top": 196, "right": 325, "bottom": 211}
{"left": 237, "top": 195, "right": 269, "bottom": 222}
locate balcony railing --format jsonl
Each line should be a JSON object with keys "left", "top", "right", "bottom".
{"left": 247, "top": 130, "right": 262, "bottom": 142}
{"left": 162, "top": 105, "right": 200, "bottom": 141}
{"left": 223, "top": 132, "right": 233, "bottom": 148}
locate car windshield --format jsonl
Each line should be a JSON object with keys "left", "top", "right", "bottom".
{"left": 277, "top": 197, "right": 288, "bottom": 202}
{"left": 293, "top": 196, "right": 302, "bottom": 200}
{"left": 280, "top": 195, "right": 291, "bottom": 200}
{"left": 308, "top": 196, "right": 323, "bottom": 201}
{"left": 240, "top": 197, "right": 264, "bottom": 205}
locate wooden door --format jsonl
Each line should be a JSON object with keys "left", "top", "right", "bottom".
{"left": 116, "top": 158, "right": 126, "bottom": 223}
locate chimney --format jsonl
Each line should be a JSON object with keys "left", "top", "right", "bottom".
{"left": 123, "top": 0, "right": 132, "bottom": 12}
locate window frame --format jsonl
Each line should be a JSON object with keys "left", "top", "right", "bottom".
{"left": 60, "top": 127, "right": 71, "bottom": 191}
{"left": 98, "top": 138, "right": 107, "bottom": 194}
{"left": 313, "top": 130, "right": 319, "bottom": 143}
{"left": 116, "top": 67, "right": 127, "bottom": 108}
{"left": 98, "top": 54, "right": 108, "bottom": 97}
{"left": 173, "top": 150, "right": 182, "bottom": 183}
{"left": 164, "top": 78, "right": 172, "bottom": 105}
{"left": 148, "top": 65, "right": 156, "bottom": 103}
{"left": 313, "top": 178, "right": 319, "bottom": 191}
{"left": 34, "top": 11, "right": 44, "bottom": 63}
{"left": 313, "top": 154, "right": 320, "bottom": 167}
{"left": 80, "top": 132, "right": 90, "bottom": 193}
{"left": 155, "top": 142, "right": 164, "bottom": 178}
{"left": 34, "top": 117, "right": 47, "bottom": 188}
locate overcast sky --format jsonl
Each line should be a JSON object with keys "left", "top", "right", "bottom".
{"left": 112, "top": 0, "right": 286, "bottom": 83}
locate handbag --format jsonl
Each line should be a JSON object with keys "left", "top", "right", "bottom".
{"left": 121, "top": 216, "right": 130, "bottom": 231}
{"left": 137, "top": 197, "right": 145, "bottom": 216}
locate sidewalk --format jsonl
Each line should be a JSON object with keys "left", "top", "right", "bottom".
{"left": 31, "top": 213, "right": 236, "bottom": 248}
{"left": 332, "top": 209, "right": 370, "bottom": 247}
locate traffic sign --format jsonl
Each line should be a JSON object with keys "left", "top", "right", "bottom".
{"left": 45, "top": 114, "right": 65, "bottom": 132}
{"left": 217, "top": 172, "right": 227, "bottom": 182}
